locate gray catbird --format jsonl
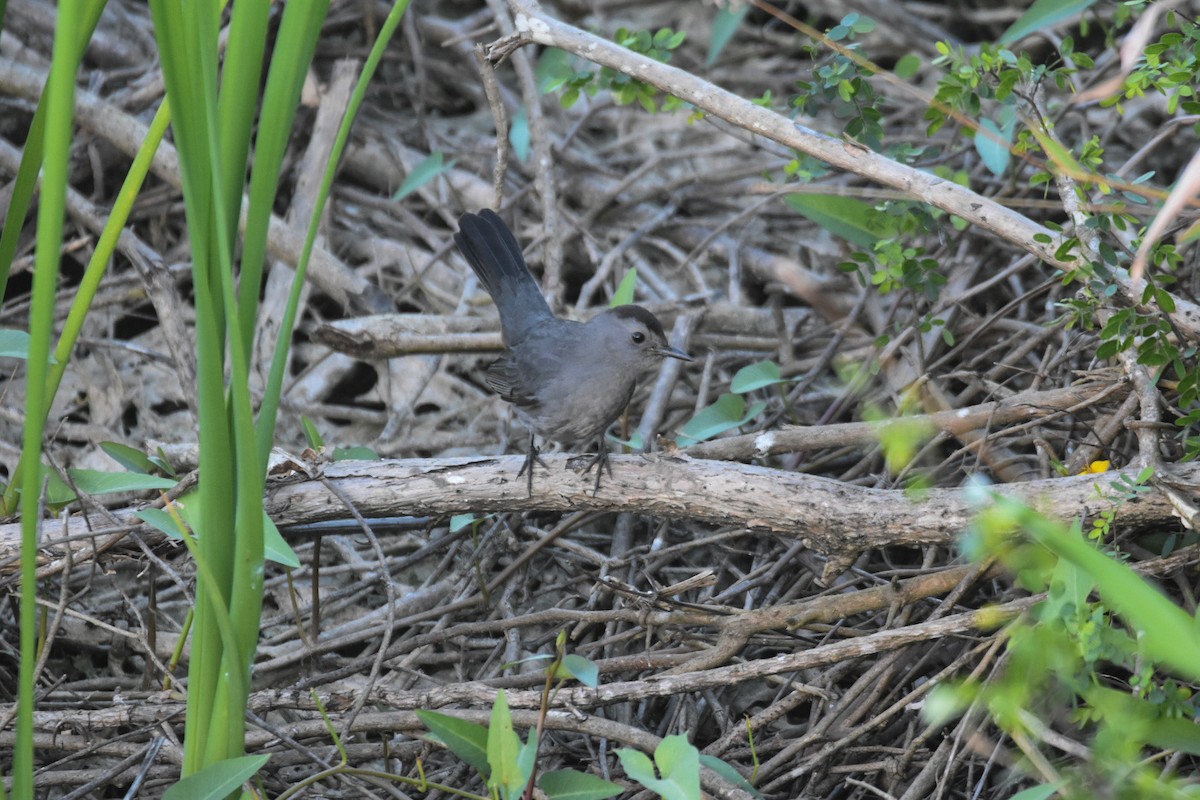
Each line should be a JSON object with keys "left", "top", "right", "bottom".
{"left": 454, "top": 209, "right": 692, "bottom": 494}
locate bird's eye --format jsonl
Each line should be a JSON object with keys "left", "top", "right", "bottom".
{"left": 631, "top": 332, "right": 646, "bottom": 344}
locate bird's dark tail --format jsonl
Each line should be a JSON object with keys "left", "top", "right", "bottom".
{"left": 455, "top": 210, "right": 554, "bottom": 345}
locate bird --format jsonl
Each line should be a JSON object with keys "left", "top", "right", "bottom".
{"left": 454, "top": 209, "right": 692, "bottom": 495}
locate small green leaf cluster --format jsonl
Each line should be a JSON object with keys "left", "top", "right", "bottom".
{"left": 1089, "top": 260, "right": 1199, "bottom": 449}
{"left": 419, "top": 651, "right": 620, "bottom": 800}
{"left": 538, "top": 27, "right": 687, "bottom": 112}
{"left": 926, "top": 38, "right": 1096, "bottom": 179}
{"left": 926, "top": 43, "right": 1041, "bottom": 135}
{"left": 841, "top": 239, "right": 945, "bottom": 299}
{"left": 1112, "top": 20, "right": 1200, "bottom": 115}
{"left": 934, "top": 489, "right": 1200, "bottom": 798}
{"left": 792, "top": 14, "right": 884, "bottom": 150}
{"left": 418, "top": 642, "right": 759, "bottom": 800}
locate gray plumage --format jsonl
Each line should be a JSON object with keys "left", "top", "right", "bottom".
{"left": 455, "top": 209, "right": 691, "bottom": 493}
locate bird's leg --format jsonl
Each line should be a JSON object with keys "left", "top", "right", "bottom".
{"left": 579, "top": 437, "right": 613, "bottom": 495}
{"left": 516, "top": 434, "right": 548, "bottom": 496}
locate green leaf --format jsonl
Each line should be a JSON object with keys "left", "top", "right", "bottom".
{"left": 607, "top": 430, "right": 645, "bottom": 450}
{"left": 148, "top": 447, "right": 176, "bottom": 477}
{"left": 617, "top": 748, "right": 655, "bottom": 781}
{"left": 487, "top": 690, "right": 529, "bottom": 800}
{"left": 137, "top": 507, "right": 188, "bottom": 541}
{"left": 450, "top": 513, "right": 477, "bottom": 533}
{"left": 976, "top": 116, "right": 1013, "bottom": 177}
{"left": 617, "top": 735, "right": 701, "bottom": 800}
{"left": 537, "top": 48, "right": 574, "bottom": 93}
{"left": 730, "top": 360, "right": 785, "bottom": 393}
{"left": 332, "top": 446, "right": 380, "bottom": 461}
{"left": 100, "top": 442, "right": 158, "bottom": 475}
{"left": 561, "top": 654, "right": 600, "bottom": 688}
{"left": 1147, "top": 716, "right": 1200, "bottom": 755}
{"left": 921, "top": 683, "right": 972, "bottom": 728}
{"left": 1041, "top": 556, "right": 1093, "bottom": 621}
{"left": 517, "top": 731, "right": 539, "bottom": 789}
{"left": 153, "top": 490, "right": 298, "bottom": 566}
{"left": 263, "top": 514, "right": 300, "bottom": 569}
{"left": 417, "top": 710, "right": 491, "bottom": 778}
{"left": 0, "top": 329, "right": 34, "bottom": 360}
{"left": 894, "top": 53, "right": 921, "bottom": 80}
{"left": 393, "top": 151, "right": 456, "bottom": 201}
{"left": 162, "top": 754, "right": 270, "bottom": 800}
{"left": 675, "top": 394, "right": 766, "bottom": 447}
{"left": 301, "top": 416, "right": 323, "bottom": 449}
{"left": 611, "top": 268, "right": 638, "bottom": 307}
{"left": 706, "top": 6, "right": 747, "bottom": 67}
{"left": 1026, "top": 124, "right": 1087, "bottom": 179}
{"left": 698, "top": 755, "right": 762, "bottom": 799}
{"left": 540, "top": 769, "right": 623, "bottom": 800}
{"left": 784, "top": 193, "right": 898, "bottom": 248}
{"left": 999, "top": 0, "right": 1097, "bottom": 45}
{"left": 1009, "top": 785, "right": 1061, "bottom": 800}
{"left": 67, "top": 468, "right": 177, "bottom": 495}
{"left": 876, "top": 416, "right": 936, "bottom": 474}
{"left": 1008, "top": 497, "right": 1200, "bottom": 681}
{"left": 510, "top": 108, "right": 531, "bottom": 163}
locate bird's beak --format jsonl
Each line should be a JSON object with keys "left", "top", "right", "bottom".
{"left": 655, "top": 344, "right": 693, "bottom": 362}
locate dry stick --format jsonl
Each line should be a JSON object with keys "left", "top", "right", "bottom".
{"left": 273, "top": 538, "right": 1200, "bottom": 686}
{"left": 472, "top": 42, "right": 510, "bottom": 209}
{"left": 1122, "top": 346, "right": 1166, "bottom": 469}
{"left": 480, "top": 0, "right": 563, "bottom": 302}
{"left": 490, "top": 1, "right": 1200, "bottom": 341}
{"left": 357, "top": 594, "right": 1043, "bottom": 713}
{"left": 760, "top": 616, "right": 923, "bottom": 790}
{"left": 794, "top": 572, "right": 1002, "bottom": 791}
{"left": 924, "top": 379, "right": 1038, "bottom": 484}
{"left": 314, "top": 476, "right": 397, "bottom": 744}
{"left": 637, "top": 311, "right": 699, "bottom": 448}
{"left": 262, "top": 512, "right": 603, "bottom": 682}
{"left": 268, "top": 455, "right": 1197, "bottom": 556}
{"left": 685, "top": 381, "right": 1125, "bottom": 461}
{"left": 313, "top": 302, "right": 803, "bottom": 359}
{"left": 0, "top": 439, "right": 1180, "bottom": 607}
{"left": 1066, "top": 388, "right": 1141, "bottom": 475}
{"left": 574, "top": 201, "right": 678, "bottom": 310}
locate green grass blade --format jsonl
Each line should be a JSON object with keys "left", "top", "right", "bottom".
{"left": 238, "top": 0, "right": 329, "bottom": 358}
{"left": 148, "top": 0, "right": 234, "bottom": 772}
{"left": 0, "top": 3, "right": 104, "bottom": 300}
{"left": 256, "top": 0, "right": 412, "bottom": 466}
{"left": 14, "top": 2, "right": 92, "bottom": 793}
{"left": 217, "top": 0, "right": 270, "bottom": 248}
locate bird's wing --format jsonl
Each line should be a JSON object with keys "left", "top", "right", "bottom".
{"left": 485, "top": 354, "right": 540, "bottom": 408}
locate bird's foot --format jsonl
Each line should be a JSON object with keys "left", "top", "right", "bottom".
{"left": 516, "top": 437, "right": 549, "bottom": 497}
{"left": 570, "top": 443, "right": 612, "bottom": 496}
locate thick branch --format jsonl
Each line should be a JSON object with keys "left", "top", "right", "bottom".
{"left": 2, "top": 458, "right": 1188, "bottom": 575}
{"left": 262, "top": 456, "right": 1192, "bottom": 556}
